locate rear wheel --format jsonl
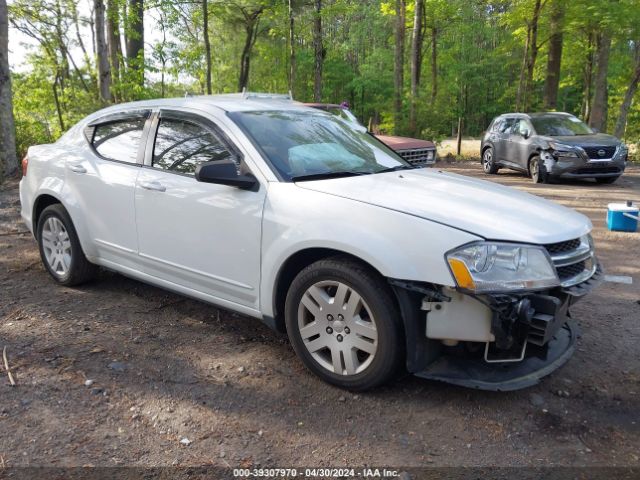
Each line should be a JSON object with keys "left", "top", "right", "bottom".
{"left": 529, "top": 155, "right": 547, "bottom": 184}
{"left": 37, "top": 204, "right": 97, "bottom": 286}
{"left": 285, "top": 256, "right": 403, "bottom": 391}
{"left": 595, "top": 176, "right": 620, "bottom": 184}
{"left": 482, "top": 147, "right": 499, "bottom": 174}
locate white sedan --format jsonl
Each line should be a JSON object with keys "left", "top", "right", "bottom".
{"left": 19, "top": 93, "right": 601, "bottom": 391}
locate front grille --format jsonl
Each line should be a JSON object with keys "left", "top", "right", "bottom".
{"left": 582, "top": 146, "right": 616, "bottom": 159}
{"left": 574, "top": 166, "right": 621, "bottom": 175}
{"left": 544, "top": 237, "right": 596, "bottom": 287}
{"left": 545, "top": 238, "right": 580, "bottom": 255}
{"left": 556, "top": 260, "right": 586, "bottom": 281}
{"left": 397, "top": 148, "right": 436, "bottom": 165}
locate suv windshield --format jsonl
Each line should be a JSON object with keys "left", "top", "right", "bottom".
{"left": 230, "top": 110, "right": 411, "bottom": 181}
{"left": 530, "top": 115, "right": 593, "bottom": 136}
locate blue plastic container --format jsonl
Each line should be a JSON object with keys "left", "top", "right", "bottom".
{"left": 607, "top": 202, "right": 639, "bottom": 232}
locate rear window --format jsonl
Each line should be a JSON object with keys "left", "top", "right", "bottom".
{"left": 91, "top": 118, "right": 146, "bottom": 163}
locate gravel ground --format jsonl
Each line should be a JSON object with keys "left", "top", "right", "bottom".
{"left": 0, "top": 163, "right": 638, "bottom": 470}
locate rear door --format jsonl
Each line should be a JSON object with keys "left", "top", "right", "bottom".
{"left": 66, "top": 110, "right": 150, "bottom": 269}
{"left": 134, "top": 109, "right": 266, "bottom": 312}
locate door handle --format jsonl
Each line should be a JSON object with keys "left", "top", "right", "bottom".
{"left": 139, "top": 181, "right": 166, "bottom": 192}
{"left": 68, "top": 164, "right": 87, "bottom": 174}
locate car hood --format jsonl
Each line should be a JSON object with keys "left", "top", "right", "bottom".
{"left": 541, "top": 133, "right": 620, "bottom": 147}
{"left": 295, "top": 169, "right": 591, "bottom": 244}
{"left": 376, "top": 135, "right": 435, "bottom": 150}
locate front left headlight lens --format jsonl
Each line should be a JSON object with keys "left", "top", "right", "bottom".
{"left": 548, "top": 141, "right": 579, "bottom": 158}
{"left": 446, "top": 242, "right": 559, "bottom": 293}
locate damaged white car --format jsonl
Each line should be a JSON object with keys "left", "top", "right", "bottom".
{"left": 19, "top": 93, "right": 601, "bottom": 391}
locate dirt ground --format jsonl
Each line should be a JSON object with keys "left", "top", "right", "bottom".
{"left": 0, "top": 162, "right": 639, "bottom": 471}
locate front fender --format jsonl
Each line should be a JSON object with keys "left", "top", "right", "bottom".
{"left": 260, "top": 184, "right": 481, "bottom": 317}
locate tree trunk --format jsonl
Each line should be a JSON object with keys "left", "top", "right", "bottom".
{"left": 393, "top": 0, "right": 405, "bottom": 134}
{"left": 94, "top": 0, "right": 111, "bottom": 102}
{"left": 543, "top": 0, "right": 564, "bottom": 109}
{"left": 589, "top": 32, "right": 611, "bottom": 132}
{"left": 0, "top": 0, "right": 17, "bottom": 179}
{"left": 516, "top": 0, "right": 542, "bottom": 111}
{"left": 106, "top": 0, "right": 122, "bottom": 101}
{"left": 238, "top": 9, "right": 262, "bottom": 91}
{"left": 409, "top": 0, "right": 423, "bottom": 136}
{"left": 582, "top": 33, "right": 594, "bottom": 121}
{"left": 430, "top": 27, "right": 437, "bottom": 104}
{"left": 203, "top": 0, "right": 211, "bottom": 94}
{"left": 288, "top": 0, "right": 295, "bottom": 96}
{"left": 125, "top": 0, "right": 144, "bottom": 87}
{"left": 312, "top": 0, "right": 323, "bottom": 102}
{"left": 614, "top": 44, "right": 640, "bottom": 139}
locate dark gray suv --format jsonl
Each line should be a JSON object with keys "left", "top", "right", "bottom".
{"left": 480, "top": 112, "right": 627, "bottom": 184}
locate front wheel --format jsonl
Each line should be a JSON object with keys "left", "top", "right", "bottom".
{"left": 37, "top": 204, "right": 97, "bottom": 286}
{"left": 482, "top": 147, "right": 499, "bottom": 174}
{"left": 285, "top": 256, "right": 403, "bottom": 391}
{"left": 529, "top": 155, "right": 548, "bottom": 184}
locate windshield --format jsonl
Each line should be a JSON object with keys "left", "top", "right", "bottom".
{"left": 229, "top": 110, "right": 411, "bottom": 181}
{"left": 530, "top": 115, "right": 593, "bottom": 136}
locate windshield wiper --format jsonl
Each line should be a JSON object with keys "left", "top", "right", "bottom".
{"left": 376, "top": 165, "right": 416, "bottom": 174}
{"left": 290, "top": 171, "right": 371, "bottom": 182}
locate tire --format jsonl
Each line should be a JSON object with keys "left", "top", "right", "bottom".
{"left": 482, "top": 147, "right": 499, "bottom": 174}
{"left": 284, "top": 256, "right": 403, "bottom": 391}
{"left": 595, "top": 176, "right": 620, "bottom": 184}
{"left": 529, "top": 155, "right": 547, "bottom": 184}
{"left": 37, "top": 204, "right": 97, "bottom": 286}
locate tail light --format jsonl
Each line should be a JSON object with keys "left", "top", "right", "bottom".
{"left": 21, "top": 155, "right": 28, "bottom": 177}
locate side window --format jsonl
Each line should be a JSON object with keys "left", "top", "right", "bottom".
{"left": 500, "top": 118, "right": 516, "bottom": 134}
{"left": 92, "top": 118, "right": 146, "bottom": 163}
{"left": 491, "top": 119, "right": 503, "bottom": 132}
{"left": 517, "top": 120, "right": 531, "bottom": 136}
{"left": 152, "top": 117, "right": 236, "bottom": 175}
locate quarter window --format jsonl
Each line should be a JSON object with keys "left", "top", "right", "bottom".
{"left": 92, "top": 118, "right": 146, "bottom": 163}
{"left": 152, "top": 118, "right": 235, "bottom": 175}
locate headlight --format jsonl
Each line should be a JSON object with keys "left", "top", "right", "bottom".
{"left": 446, "top": 242, "right": 559, "bottom": 293}
{"left": 548, "top": 141, "right": 578, "bottom": 158}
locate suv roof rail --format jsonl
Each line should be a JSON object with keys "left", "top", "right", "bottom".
{"left": 240, "top": 88, "right": 293, "bottom": 101}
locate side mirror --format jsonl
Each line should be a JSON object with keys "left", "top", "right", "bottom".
{"left": 522, "top": 129, "right": 531, "bottom": 139}
{"left": 195, "top": 159, "right": 258, "bottom": 190}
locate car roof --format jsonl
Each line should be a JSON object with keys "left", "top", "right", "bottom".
{"left": 497, "top": 111, "right": 574, "bottom": 120}
{"left": 84, "top": 93, "right": 321, "bottom": 123}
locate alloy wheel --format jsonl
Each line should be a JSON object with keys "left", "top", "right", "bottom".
{"left": 297, "top": 280, "right": 378, "bottom": 376}
{"left": 41, "top": 217, "right": 72, "bottom": 277}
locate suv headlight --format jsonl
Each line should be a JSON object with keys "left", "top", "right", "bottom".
{"left": 548, "top": 141, "right": 579, "bottom": 158}
{"left": 446, "top": 242, "right": 559, "bottom": 293}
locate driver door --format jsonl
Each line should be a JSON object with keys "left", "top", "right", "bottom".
{"left": 509, "top": 119, "right": 534, "bottom": 171}
{"left": 134, "top": 110, "right": 266, "bottom": 312}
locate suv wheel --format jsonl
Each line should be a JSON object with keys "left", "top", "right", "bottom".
{"left": 482, "top": 147, "right": 499, "bottom": 174}
{"left": 37, "top": 204, "right": 97, "bottom": 286}
{"left": 284, "top": 256, "right": 403, "bottom": 391}
{"left": 529, "top": 155, "right": 547, "bottom": 184}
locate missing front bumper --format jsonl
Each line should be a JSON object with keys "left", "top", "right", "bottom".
{"left": 415, "top": 320, "right": 579, "bottom": 391}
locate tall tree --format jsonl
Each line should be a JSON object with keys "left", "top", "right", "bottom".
{"left": 94, "top": 0, "right": 111, "bottom": 102}
{"left": 203, "top": 0, "right": 211, "bottom": 94}
{"left": 589, "top": 31, "right": 611, "bottom": 131}
{"left": 312, "top": 0, "right": 323, "bottom": 101}
{"left": 288, "top": 0, "right": 295, "bottom": 96}
{"left": 515, "top": 0, "right": 542, "bottom": 111}
{"left": 409, "top": 0, "right": 424, "bottom": 135}
{"left": 237, "top": 5, "right": 264, "bottom": 91}
{"left": 393, "top": 0, "right": 405, "bottom": 134}
{"left": 106, "top": 0, "right": 122, "bottom": 100}
{"left": 543, "top": 0, "right": 564, "bottom": 110}
{"left": 0, "top": 0, "right": 17, "bottom": 180}
{"left": 125, "top": 0, "right": 144, "bottom": 86}
{"left": 614, "top": 41, "right": 640, "bottom": 138}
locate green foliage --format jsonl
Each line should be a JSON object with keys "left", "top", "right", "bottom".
{"left": 8, "top": 0, "right": 640, "bottom": 153}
